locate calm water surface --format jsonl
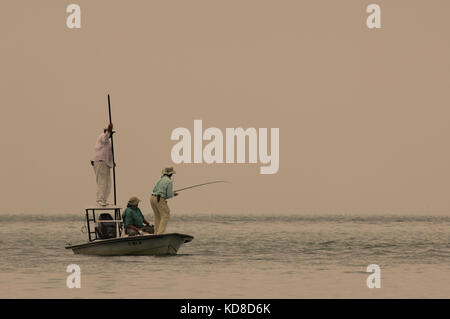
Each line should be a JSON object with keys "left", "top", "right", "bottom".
{"left": 0, "top": 213, "right": 449, "bottom": 298}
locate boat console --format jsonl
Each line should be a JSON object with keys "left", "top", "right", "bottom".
{"left": 84, "top": 206, "right": 123, "bottom": 241}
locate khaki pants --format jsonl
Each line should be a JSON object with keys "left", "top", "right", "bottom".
{"left": 126, "top": 225, "right": 154, "bottom": 236}
{"left": 150, "top": 195, "right": 170, "bottom": 235}
{"left": 93, "top": 161, "right": 111, "bottom": 204}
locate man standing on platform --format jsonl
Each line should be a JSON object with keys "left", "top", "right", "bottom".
{"left": 91, "top": 123, "right": 114, "bottom": 206}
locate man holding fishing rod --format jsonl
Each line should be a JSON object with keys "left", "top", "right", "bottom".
{"left": 150, "top": 166, "right": 229, "bottom": 234}
{"left": 150, "top": 167, "right": 178, "bottom": 235}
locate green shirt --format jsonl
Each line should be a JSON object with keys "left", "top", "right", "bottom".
{"left": 152, "top": 175, "right": 174, "bottom": 199}
{"left": 122, "top": 207, "right": 144, "bottom": 229}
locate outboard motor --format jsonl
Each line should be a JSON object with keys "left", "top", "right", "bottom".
{"left": 95, "top": 213, "right": 117, "bottom": 239}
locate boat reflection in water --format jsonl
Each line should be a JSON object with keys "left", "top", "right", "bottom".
{"left": 65, "top": 206, "right": 194, "bottom": 256}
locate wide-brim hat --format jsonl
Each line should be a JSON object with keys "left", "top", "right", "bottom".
{"left": 162, "top": 167, "right": 176, "bottom": 175}
{"left": 127, "top": 196, "right": 141, "bottom": 206}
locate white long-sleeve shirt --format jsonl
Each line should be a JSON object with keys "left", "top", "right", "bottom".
{"left": 91, "top": 131, "right": 114, "bottom": 168}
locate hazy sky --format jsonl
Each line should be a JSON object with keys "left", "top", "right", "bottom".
{"left": 1, "top": 1, "right": 450, "bottom": 215}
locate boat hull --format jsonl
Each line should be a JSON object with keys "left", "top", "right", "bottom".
{"left": 65, "top": 233, "right": 193, "bottom": 256}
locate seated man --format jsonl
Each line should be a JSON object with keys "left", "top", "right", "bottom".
{"left": 122, "top": 196, "right": 154, "bottom": 236}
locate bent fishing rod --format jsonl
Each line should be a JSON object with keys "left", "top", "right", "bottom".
{"left": 174, "top": 180, "right": 230, "bottom": 193}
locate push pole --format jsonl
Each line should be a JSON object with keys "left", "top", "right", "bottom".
{"left": 107, "top": 94, "right": 117, "bottom": 206}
